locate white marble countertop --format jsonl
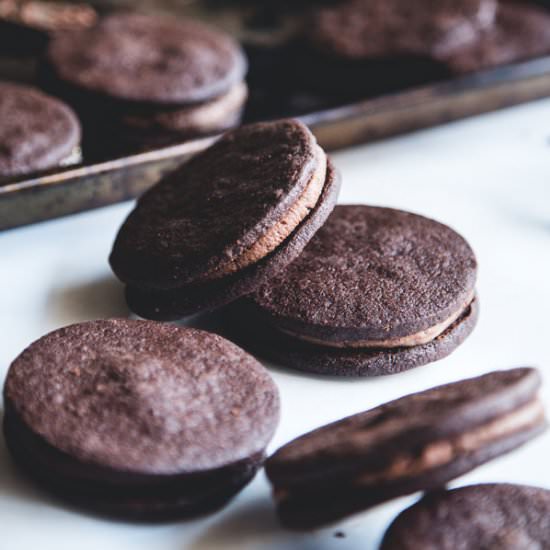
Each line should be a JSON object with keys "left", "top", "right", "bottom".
{"left": 1, "top": 99, "right": 550, "bottom": 550}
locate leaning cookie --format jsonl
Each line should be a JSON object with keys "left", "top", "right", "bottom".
{"left": 42, "top": 13, "right": 248, "bottom": 156}
{"left": 381, "top": 483, "right": 550, "bottom": 549}
{"left": 265, "top": 368, "right": 546, "bottom": 529}
{"left": 234, "top": 205, "right": 477, "bottom": 377}
{"left": 0, "top": 81, "right": 81, "bottom": 179}
{"left": 3, "top": 319, "right": 280, "bottom": 520}
{"left": 110, "top": 120, "right": 341, "bottom": 320}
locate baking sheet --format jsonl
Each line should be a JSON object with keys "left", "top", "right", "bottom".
{"left": 1, "top": 0, "right": 550, "bottom": 230}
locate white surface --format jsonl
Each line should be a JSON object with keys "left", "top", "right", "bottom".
{"left": 1, "top": 99, "right": 550, "bottom": 550}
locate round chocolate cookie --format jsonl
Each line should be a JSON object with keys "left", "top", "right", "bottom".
{"left": 308, "top": 0, "right": 496, "bottom": 60}
{"left": 238, "top": 205, "right": 477, "bottom": 376}
{"left": 3, "top": 319, "right": 280, "bottom": 520}
{"left": 265, "top": 368, "right": 546, "bottom": 529}
{"left": 45, "top": 13, "right": 246, "bottom": 105}
{"left": 42, "top": 12, "right": 248, "bottom": 157}
{"left": 296, "top": 0, "right": 497, "bottom": 97}
{"left": 0, "top": 81, "right": 81, "bottom": 178}
{"left": 381, "top": 484, "right": 550, "bottom": 549}
{"left": 443, "top": 3, "right": 550, "bottom": 75}
{"left": 110, "top": 120, "right": 341, "bottom": 319}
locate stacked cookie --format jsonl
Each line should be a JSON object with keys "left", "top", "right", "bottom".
{"left": 233, "top": 205, "right": 478, "bottom": 377}
{"left": 298, "top": 0, "right": 550, "bottom": 97}
{"left": 111, "top": 119, "right": 478, "bottom": 377}
{"left": 110, "top": 119, "right": 341, "bottom": 321}
{"left": 41, "top": 13, "right": 248, "bottom": 157}
{"left": 3, "top": 320, "right": 280, "bottom": 520}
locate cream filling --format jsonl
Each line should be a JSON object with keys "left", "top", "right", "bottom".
{"left": 203, "top": 145, "right": 327, "bottom": 281}
{"left": 122, "top": 82, "right": 248, "bottom": 133}
{"left": 276, "top": 397, "right": 544, "bottom": 502}
{"left": 279, "top": 290, "right": 476, "bottom": 350}
{"left": 59, "top": 146, "right": 82, "bottom": 167}
{"left": 354, "top": 397, "right": 544, "bottom": 486}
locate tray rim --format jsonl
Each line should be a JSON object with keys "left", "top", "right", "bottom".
{"left": 3, "top": 53, "right": 550, "bottom": 198}
{"left": 2, "top": 53, "right": 550, "bottom": 231}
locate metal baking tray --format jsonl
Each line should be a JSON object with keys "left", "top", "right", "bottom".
{"left": 2, "top": 0, "right": 550, "bottom": 231}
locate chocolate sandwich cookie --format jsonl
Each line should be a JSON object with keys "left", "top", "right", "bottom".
{"left": 3, "top": 319, "right": 280, "bottom": 520}
{"left": 443, "top": 3, "right": 550, "bottom": 75}
{"left": 235, "top": 205, "right": 477, "bottom": 377}
{"left": 42, "top": 13, "right": 248, "bottom": 157}
{"left": 265, "top": 368, "right": 546, "bottom": 529}
{"left": 381, "top": 483, "right": 550, "bottom": 549}
{"left": 0, "top": 81, "right": 81, "bottom": 179}
{"left": 298, "top": 0, "right": 497, "bottom": 97}
{"left": 110, "top": 119, "right": 341, "bottom": 320}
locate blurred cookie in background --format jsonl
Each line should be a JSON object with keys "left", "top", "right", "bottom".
{"left": 0, "top": 0, "right": 97, "bottom": 83}
{"left": 0, "top": 81, "right": 81, "bottom": 180}
{"left": 41, "top": 12, "right": 248, "bottom": 159}
{"left": 295, "top": 0, "right": 498, "bottom": 99}
{"left": 0, "top": 0, "right": 97, "bottom": 56}
{"left": 443, "top": 2, "right": 550, "bottom": 74}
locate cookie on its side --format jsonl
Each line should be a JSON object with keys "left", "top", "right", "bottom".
{"left": 381, "top": 484, "right": 550, "bottom": 549}
{"left": 0, "top": 81, "right": 81, "bottom": 179}
{"left": 110, "top": 119, "right": 341, "bottom": 320}
{"left": 3, "top": 319, "right": 280, "bottom": 520}
{"left": 265, "top": 368, "right": 546, "bottom": 529}
{"left": 235, "top": 205, "right": 478, "bottom": 377}
{"left": 42, "top": 12, "right": 248, "bottom": 156}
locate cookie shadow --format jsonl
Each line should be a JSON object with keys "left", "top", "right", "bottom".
{"left": 46, "top": 276, "right": 130, "bottom": 325}
{"left": 188, "top": 494, "right": 366, "bottom": 550}
{"left": 188, "top": 497, "right": 290, "bottom": 550}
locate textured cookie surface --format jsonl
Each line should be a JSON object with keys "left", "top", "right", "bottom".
{"left": 125, "top": 161, "right": 341, "bottom": 320}
{"left": 4, "top": 319, "right": 280, "bottom": 475}
{"left": 307, "top": 0, "right": 497, "bottom": 59}
{"left": 46, "top": 13, "right": 246, "bottom": 104}
{"left": 110, "top": 120, "right": 329, "bottom": 291}
{"left": 444, "top": 3, "right": 550, "bottom": 74}
{"left": 265, "top": 368, "right": 545, "bottom": 528}
{"left": 251, "top": 205, "right": 477, "bottom": 342}
{"left": 381, "top": 484, "right": 550, "bottom": 549}
{"left": 0, "top": 82, "right": 80, "bottom": 177}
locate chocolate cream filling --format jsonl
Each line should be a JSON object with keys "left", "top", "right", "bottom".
{"left": 279, "top": 289, "right": 476, "bottom": 349}
{"left": 121, "top": 82, "right": 248, "bottom": 134}
{"left": 353, "top": 397, "right": 545, "bottom": 485}
{"left": 59, "top": 146, "right": 82, "bottom": 167}
{"left": 203, "top": 145, "right": 328, "bottom": 281}
{"left": 276, "top": 396, "right": 545, "bottom": 502}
